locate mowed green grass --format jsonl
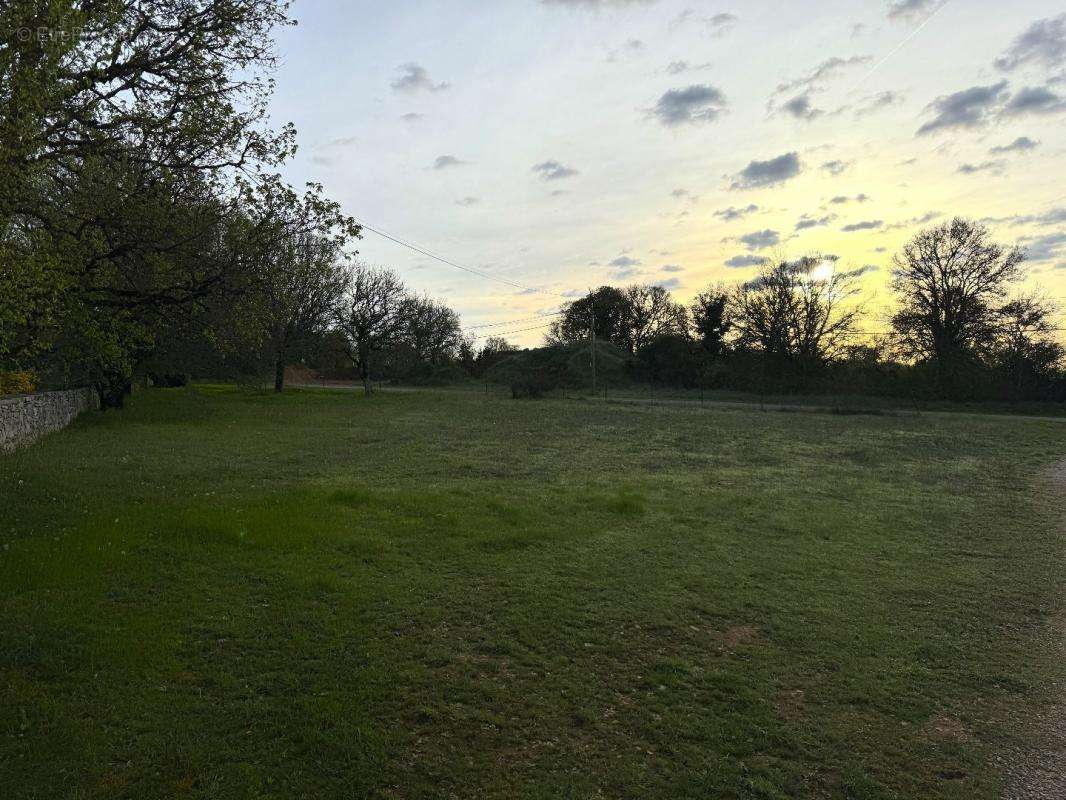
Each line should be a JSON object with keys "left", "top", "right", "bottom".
{"left": 1, "top": 387, "right": 1064, "bottom": 800}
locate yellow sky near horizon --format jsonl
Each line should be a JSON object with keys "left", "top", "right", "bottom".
{"left": 268, "top": 0, "right": 1066, "bottom": 345}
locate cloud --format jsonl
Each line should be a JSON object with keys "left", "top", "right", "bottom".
{"left": 706, "top": 12, "right": 738, "bottom": 36}
{"left": 795, "top": 214, "right": 836, "bottom": 230}
{"left": 672, "top": 10, "right": 738, "bottom": 37}
{"left": 821, "top": 159, "right": 851, "bottom": 176}
{"left": 1030, "top": 208, "right": 1066, "bottom": 226}
{"left": 400, "top": 112, "right": 424, "bottom": 123}
{"left": 830, "top": 193, "right": 871, "bottom": 204}
{"left": 608, "top": 38, "right": 645, "bottom": 61}
{"left": 666, "top": 60, "right": 712, "bottom": 75}
{"left": 780, "top": 94, "right": 823, "bottom": 120}
{"left": 724, "top": 254, "right": 768, "bottom": 268}
{"left": 651, "top": 84, "right": 728, "bottom": 126}
{"left": 714, "top": 204, "right": 759, "bottom": 221}
{"left": 854, "top": 90, "right": 904, "bottom": 117}
{"left": 391, "top": 63, "right": 450, "bottom": 93}
{"left": 885, "top": 211, "right": 941, "bottom": 230}
{"left": 957, "top": 160, "right": 1005, "bottom": 175}
{"left": 995, "top": 14, "right": 1066, "bottom": 72}
{"left": 989, "top": 136, "right": 1040, "bottom": 154}
{"left": 1021, "top": 231, "right": 1066, "bottom": 262}
{"left": 738, "top": 229, "right": 780, "bottom": 250}
{"left": 656, "top": 277, "right": 683, "bottom": 290}
{"left": 324, "top": 136, "right": 357, "bottom": 148}
{"left": 1003, "top": 85, "right": 1066, "bottom": 115}
{"left": 609, "top": 255, "right": 641, "bottom": 268}
{"left": 309, "top": 135, "right": 359, "bottom": 165}
{"left": 838, "top": 264, "right": 882, "bottom": 280}
{"left": 887, "top": 0, "right": 940, "bottom": 22}
{"left": 455, "top": 197, "right": 479, "bottom": 207}
{"left": 841, "top": 220, "right": 884, "bottom": 232}
{"left": 433, "top": 155, "right": 467, "bottom": 169}
{"left": 916, "top": 80, "right": 1009, "bottom": 135}
{"left": 985, "top": 207, "right": 1066, "bottom": 227}
{"left": 671, "top": 188, "right": 698, "bottom": 202}
{"left": 660, "top": 264, "right": 684, "bottom": 273}
{"left": 774, "top": 55, "right": 872, "bottom": 97}
{"left": 532, "top": 160, "right": 579, "bottom": 181}
{"left": 730, "top": 152, "right": 802, "bottom": 190}
{"left": 543, "top": 0, "right": 657, "bottom": 6}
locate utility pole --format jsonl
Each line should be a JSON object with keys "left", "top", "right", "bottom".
{"left": 589, "top": 288, "right": 597, "bottom": 397}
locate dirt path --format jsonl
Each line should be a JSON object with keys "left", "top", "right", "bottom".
{"left": 1002, "top": 462, "right": 1066, "bottom": 799}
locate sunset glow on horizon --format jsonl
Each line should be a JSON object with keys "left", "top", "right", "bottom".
{"left": 268, "top": 0, "right": 1066, "bottom": 343}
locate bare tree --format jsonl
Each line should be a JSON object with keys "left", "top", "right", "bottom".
{"left": 335, "top": 265, "right": 408, "bottom": 395}
{"left": 992, "top": 294, "right": 1064, "bottom": 398}
{"left": 733, "top": 257, "right": 861, "bottom": 364}
{"left": 621, "top": 285, "right": 689, "bottom": 353}
{"left": 890, "top": 218, "right": 1024, "bottom": 373}
{"left": 480, "top": 337, "right": 518, "bottom": 357}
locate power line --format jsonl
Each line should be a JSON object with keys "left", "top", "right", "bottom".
{"left": 470, "top": 323, "right": 555, "bottom": 341}
{"left": 465, "top": 311, "right": 563, "bottom": 331}
{"left": 352, "top": 216, "right": 565, "bottom": 299}
{"left": 351, "top": 214, "right": 1066, "bottom": 348}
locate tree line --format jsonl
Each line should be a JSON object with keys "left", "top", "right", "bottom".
{"left": 0, "top": 0, "right": 464, "bottom": 404}
{"left": 547, "top": 220, "right": 1064, "bottom": 402}
{"left": 2, "top": 3, "right": 1060, "bottom": 406}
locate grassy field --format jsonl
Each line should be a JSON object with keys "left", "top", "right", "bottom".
{"left": 1, "top": 386, "right": 1064, "bottom": 799}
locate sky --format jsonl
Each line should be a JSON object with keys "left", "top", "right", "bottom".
{"left": 267, "top": 0, "right": 1066, "bottom": 345}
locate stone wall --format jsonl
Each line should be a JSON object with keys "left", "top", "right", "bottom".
{"left": 0, "top": 388, "right": 100, "bottom": 454}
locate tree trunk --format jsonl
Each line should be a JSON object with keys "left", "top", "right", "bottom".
{"left": 98, "top": 376, "right": 132, "bottom": 409}
{"left": 360, "top": 363, "right": 372, "bottom": 396}
{"left": 274, "top": 358, "right": 285, "bottom": 393}
{"left": 359, "top": 347, "right": 372, "bottom": 396}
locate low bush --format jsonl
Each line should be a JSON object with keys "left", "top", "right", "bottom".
{"left": 149, "top": 372, "right": 189, "bottom": 388}
{"left": 487, "top": 340, "right": 632, "bottom": 399}
{"left": 0, "top": 370, "right": 38, "bottom": 396}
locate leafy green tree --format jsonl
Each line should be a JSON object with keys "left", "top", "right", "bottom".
{"left": 548, "top": 286, "right": 630, "bottom": 348}
{"left": 3, "top": 155, "right": 241, "bottom": 403}
{"left": 549, "top": 284, "right": 687, "bottom": 354}
{"left": 690, "top": 286, "right": 732, "bottom": 357}
{"left": 1, "top": 0, "right": 298, "bottom": 400}
{"left": 335, "top": 265, "right": 409, "bottom": 396}
{"left": 232, "top": 176, "right": 359, "bottom": 392}
{"left": 399, "top": 295, "right": 464, "bottom": 365}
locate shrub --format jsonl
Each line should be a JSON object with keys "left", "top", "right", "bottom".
{"left": 149, "top": 372, "right": 189, "bottom": 388}
{"left": 636, "top": 334, "right": 701, "bottom": 387}
{"left": 0, "top": 371, "right": 38, "bottom": 396}
{"left": 510, "top": 372, "right": 562, "bottom": 399}
{"left": 487, "top": 340, "right": 632, "bottom": 399}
